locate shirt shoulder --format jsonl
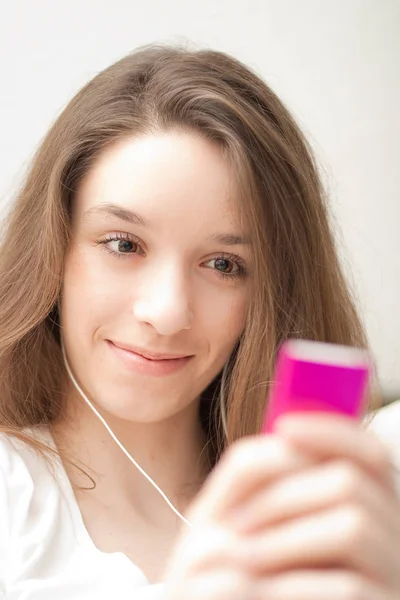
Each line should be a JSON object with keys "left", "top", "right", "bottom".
{"left": 367, "top": 400, "right": 400, "bottom": 448}
{"left": 0, "top": 429, "right": 54, "bottom": 532}
{"left": 0, "top": 429, "right": 65, "bottom": 562}
{"left": 0, "top": 428, "right": 55, "bottom": 490}
{"left": 367, "top": 400, "right": 400, "bottom": 490}
{"left": 0, "top": 432, "right": 43, "bottom": 588}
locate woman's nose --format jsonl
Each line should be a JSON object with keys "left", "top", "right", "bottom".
{"left": 132, "top": 263, "right": 194, "bottom": 336}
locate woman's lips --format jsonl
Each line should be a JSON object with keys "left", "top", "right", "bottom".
{"left": 107, "top": 340, "right": 193, "bottom": 377}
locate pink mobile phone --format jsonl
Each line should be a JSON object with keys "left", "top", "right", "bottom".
{"left": 261, "top": 339, "right": 371, "bottom": 434}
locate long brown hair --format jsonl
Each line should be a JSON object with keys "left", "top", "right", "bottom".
{"left": 0, "top": 45, "right": 371, "bottom": 466}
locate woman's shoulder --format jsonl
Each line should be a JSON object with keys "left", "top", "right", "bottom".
{"left": 367, "top": 400, "right": 400, "bottom": 483}
{"left": 0, "top": 427, "right": 68, "bottom": 564}
{"left": 0, "top": 426, "right": 57, "bottom": 513}
{"left": 0, "top": 426, "right": 54, "bottom": 474}
{"left": 0, "top": 429, "right": 34, "bottom": 476}
{"left": 0, "top": 429, "right": 54, "bottom": 562}
{"left": 367, "top": 400, "right": 400, "bottom": 444}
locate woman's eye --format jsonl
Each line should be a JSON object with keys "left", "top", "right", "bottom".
{"left": 204, "top": 257, "right": 244, "bottom": 277}
{"left": 95, "top": 234, "right": 144, "bottom": 257}
{"left": 213, "top": 258, "right": 237, "bottom": 273}
{"left": 108, "top": 239, "right": 139, "bottom": 254}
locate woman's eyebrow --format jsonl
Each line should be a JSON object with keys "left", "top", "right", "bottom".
{"left": 83, "top": 203, "right": 147, "bottom": 226}
{"left": 209, "top": 233, "right": 252, "bottom": 246}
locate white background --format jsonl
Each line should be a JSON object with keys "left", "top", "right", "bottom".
{"left": 1, "top": 1, "right": 399, "bottom": 397}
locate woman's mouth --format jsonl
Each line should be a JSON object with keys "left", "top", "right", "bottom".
{"left": 106, "top": 340, "right": 193, "bottom": 377}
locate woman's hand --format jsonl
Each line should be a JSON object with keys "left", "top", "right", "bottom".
{"left": 163, "top": 434, "right": 314, "bottom": 599}
{"left": 163, "top": 414, "right": 400, "bottom": 599}
{"left": 230, "top": 414, "right": 400, "bottom": 599}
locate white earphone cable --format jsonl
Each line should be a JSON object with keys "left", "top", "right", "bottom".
{"left": 60, "top": 340, "right": 192, "bottom": 528}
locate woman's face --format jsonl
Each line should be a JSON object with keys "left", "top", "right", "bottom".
{"left": 61, "top": 131, "right": 252, "bottom": 423}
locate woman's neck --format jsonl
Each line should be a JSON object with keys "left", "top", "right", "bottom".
{"left": 51, "top": 388, "right": 211, "bottom": 525}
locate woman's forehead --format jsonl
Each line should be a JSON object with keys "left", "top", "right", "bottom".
{"left": 74, "top": 132, "right": 248, "bottom": 237}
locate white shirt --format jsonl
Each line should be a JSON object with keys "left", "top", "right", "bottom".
{"left": 1, "top": 403, "right": 399, "bottom": 599}
{"left": 0, "top": 429, "right": 165, "bottom": 600}
{"left": 367, "top": 400, "right": 400, "bottom": 492}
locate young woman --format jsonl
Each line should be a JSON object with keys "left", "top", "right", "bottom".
{"left": 0, "top": 45, "right": 399, "bottom": 600}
